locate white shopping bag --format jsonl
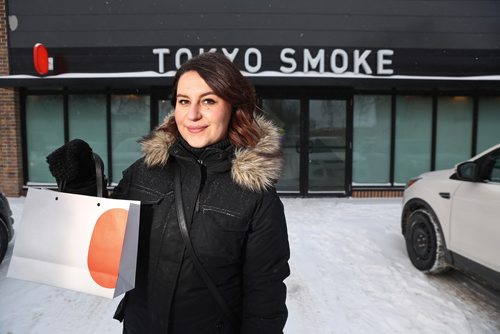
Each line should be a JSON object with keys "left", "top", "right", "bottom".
{"left": 7, "top": 188, "right": 140, "bottom": 299}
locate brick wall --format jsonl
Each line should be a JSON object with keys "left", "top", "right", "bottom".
{"left": 352, "top": 189, "right": 403, "bottom": 198}
{"left": 0, "top": 0, "right": 23, "bottom": 196}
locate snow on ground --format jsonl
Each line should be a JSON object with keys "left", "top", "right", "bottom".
{"left": 1, "top": 197, "right": 500, "bottom": 334}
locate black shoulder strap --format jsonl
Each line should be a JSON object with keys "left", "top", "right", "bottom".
{"left": 174, "top": 163, "right": 238, "bottom": 326}
{"left": 92, "top": 152, "right": 105, "bottom": 198}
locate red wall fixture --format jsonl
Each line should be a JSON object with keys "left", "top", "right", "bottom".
{"left": 33, "top": 43, "right": 49, "bottom": 75}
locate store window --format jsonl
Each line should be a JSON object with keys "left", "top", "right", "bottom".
{"left": 25, "top": 95, "right": 64, "bottom": 183}
{"left": 477, "top": 97, "right": 500, "bottom": 153}
{"left": 435, "top": 96, "right": 473, "bottom": 169}
{"left": 262, "top": 99, "right": 300, "bottom": 192}
{"left": 394, "top": 96, "right": 432, "bottom": 184}
{"left": 68, "top": 95, "right": 108, "bottom": 170}
{"left": 158, "top": 98, "right": 171, "bottom": 124}
{"left": 111, "top": 95, "right": 150, "bottom": 183}
{"left": 353, "top": 95, "right": 391, "bottom": 185}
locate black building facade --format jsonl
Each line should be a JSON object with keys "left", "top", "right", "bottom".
{"left": 2, "top": 0, "right": 500, "bottom": 197}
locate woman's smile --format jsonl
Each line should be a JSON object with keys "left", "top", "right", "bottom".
{"left": 187, "top": 126, "right": 207, "bottom": 133}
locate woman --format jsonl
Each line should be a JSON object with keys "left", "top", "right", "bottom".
{"left": 112, "top": 52, "right": 290, "bottom": 333}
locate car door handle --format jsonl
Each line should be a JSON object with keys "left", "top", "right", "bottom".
{"left": 439, "top": 192, "right": 451, "bottom": 199}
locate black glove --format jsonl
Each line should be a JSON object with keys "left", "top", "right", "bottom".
{"left": 46, "top": 139, "right": 106, "bottom": 197}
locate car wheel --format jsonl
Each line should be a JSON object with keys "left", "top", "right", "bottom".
{"left": 0, "top": 219, "right": 8, "bottom": 264}
{"left": 404, "top": 209, "right": 449, "bottom": 274}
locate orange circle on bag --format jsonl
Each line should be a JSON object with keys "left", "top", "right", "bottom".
{"left": 87, "top": 208, "right": 129, "bottom": 288}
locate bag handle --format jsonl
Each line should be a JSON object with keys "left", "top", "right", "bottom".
{"left": 174, "top": 163, "right": 239, "bottom": 327}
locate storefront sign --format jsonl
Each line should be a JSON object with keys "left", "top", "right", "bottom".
{"left": 9, "top": 44, "right": 498, "bottom": 78}
{"left": 153, "top": 47, "right": 394, "bottom": 76}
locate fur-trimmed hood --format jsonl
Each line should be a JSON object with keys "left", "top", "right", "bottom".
{"left": 141, "top": 114, "right": 283, "bottom": 192}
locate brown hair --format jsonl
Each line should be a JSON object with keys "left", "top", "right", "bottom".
{"left": 162, "top": 52, "right": 260, "bottom": 148}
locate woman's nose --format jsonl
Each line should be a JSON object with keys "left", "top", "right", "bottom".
{"left": 187, "top": 103, "right": 202, "bottom": 121}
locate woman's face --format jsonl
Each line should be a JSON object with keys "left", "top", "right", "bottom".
{"left": 174, "top": 71, "right": 232, "bottom": 148}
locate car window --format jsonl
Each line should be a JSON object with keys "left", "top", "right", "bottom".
{"left": 487, "top": 152, "right": 500, "bottom": 183}
{"left": 489, "top": 161, "right": 500, "bottom": 182}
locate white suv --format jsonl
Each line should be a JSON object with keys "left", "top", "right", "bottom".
{"left": 402, "top": 144, "right": 500, "bottom": 289}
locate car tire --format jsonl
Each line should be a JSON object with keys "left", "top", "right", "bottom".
{"left": 0, "top": 219, "right": 8, "bottom": 264}
{"left": 404, "top": 209, "right": 449, "bottom": 274}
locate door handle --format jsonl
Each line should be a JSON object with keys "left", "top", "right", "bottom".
{"left": 439, "top": 192, "right": 450, "bottom": 199}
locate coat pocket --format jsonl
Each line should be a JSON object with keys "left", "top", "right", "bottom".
{"left": 194, "top": 205, "right": 249, "bottom": 267}
{"left": 201, "top": 205, "right": 248, "bottom": 231}
{"left": 127, "top": 185, "right": 171, "bottom": 286}
{"left": 129, "top": 184, "right": 167, "bottom": 205}
{"left": 128, "top": 185, "right": 169, "bottom": 224}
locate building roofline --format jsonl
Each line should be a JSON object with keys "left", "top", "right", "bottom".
{"left": 1, "top": 71, "right": 499, "bottom": 90}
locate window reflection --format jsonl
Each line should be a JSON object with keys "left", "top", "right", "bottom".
{"left": 478, "top": 97, "right": 500, "bottom": 152}
{"left": 435, "top": 96, "right": 472, "bottom": 169}
{"left": 111, "top": 95, "right": 150, "bottom": 183}
{"left": 26, "top": 95, "right": 64, "bottom": 183}
{"left": 158, "top": 98, "right": 171, "bottom": 124}
{"left": 262, "top": 99, "right": 300, "bottom": 192}
{"left": 394, "top": 96, "right": 432, "bottom": 184}
{"left": 68, "top": 95, "right": 108, "bottom": 172}
{"left": 353, "top": 95, "right": 391, "bottom": 185}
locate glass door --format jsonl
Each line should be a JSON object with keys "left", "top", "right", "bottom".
{"left": 262, "top": 96, "right": 349, "bottom": 196}
{"left": 308, "top": 100, "right": 347, "bottom": 193}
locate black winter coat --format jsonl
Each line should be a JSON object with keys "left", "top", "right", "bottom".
{"left": 112, "top": 115, "right": 290, "bottom": 334}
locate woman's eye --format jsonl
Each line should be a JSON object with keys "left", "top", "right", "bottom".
{"left": 177, "top": 99, "right": 189, "bottom": 105}
{"left": 202, "top": 98, "right": 216, "bottom": 105}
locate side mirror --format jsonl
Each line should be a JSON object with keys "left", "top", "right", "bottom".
{"left": 455, "top": 161, "right": 479, "bottom": 182}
